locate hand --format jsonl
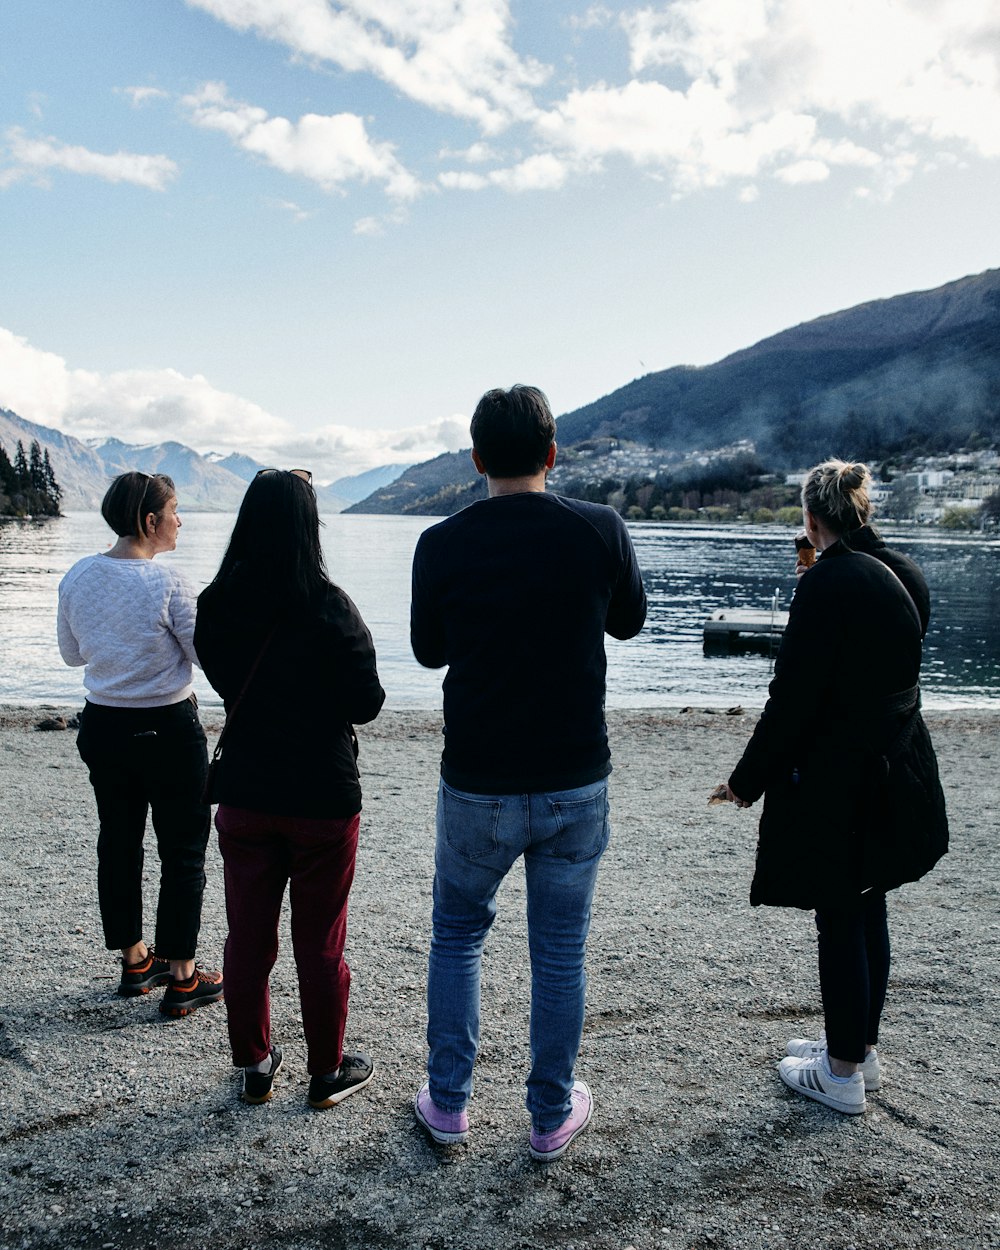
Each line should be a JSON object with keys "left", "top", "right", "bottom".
{"left": 726, "top": 784, "right": 753, "bottom": 809}
{"left": 795, "top": 560, "right": 813, "bottom": 579}
{"left": 708, "top": 783, "right": 753, "bottom": 809}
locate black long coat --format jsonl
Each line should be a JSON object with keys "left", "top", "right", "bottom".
{"left": 728, "top": 541, "right": 948, "bottom": 909}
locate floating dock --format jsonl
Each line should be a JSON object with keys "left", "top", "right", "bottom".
{"left": 703, "top": 608, "right": 788, "bottom": 652}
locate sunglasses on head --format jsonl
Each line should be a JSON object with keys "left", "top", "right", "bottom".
{"left": 255, "top": 468, "right": 313, "bottom": 484}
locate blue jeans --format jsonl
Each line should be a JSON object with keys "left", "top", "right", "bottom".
{"left": 426, "top": 777, "right": 610, "bottom": 1134}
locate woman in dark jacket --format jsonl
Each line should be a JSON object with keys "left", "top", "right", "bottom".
{"left": 195, "top": 469, "right": 385, "bottom": 1107}
{"left": 725, "top": 460, "right": 947, "bottom": 1115}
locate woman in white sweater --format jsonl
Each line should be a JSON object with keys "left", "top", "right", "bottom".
{"left": 57, "top": 471, "right": 222, "bottom": 1017}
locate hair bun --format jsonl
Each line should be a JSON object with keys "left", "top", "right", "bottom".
{"left": 839, "top": 462, "right": 868, "bottom": 490}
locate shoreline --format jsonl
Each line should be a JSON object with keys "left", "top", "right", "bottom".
{"left": 4, "top": 698, "right": 1000, "bottom": 722}
{"left": 1, "top": 706, "right": 998, "bottom": 1249}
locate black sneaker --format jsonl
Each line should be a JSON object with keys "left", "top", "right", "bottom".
{"left": 118, "top": 950, "right": 172, "bottom": 997}
{"left": 159, "top": 967, "right": 224, "bottom": 1017}
{"left": 307, "top": 1053, "right": 374, "bottom": 1109}
{"left": 242, "top": 1047, "right": 283, "bottom": 1105}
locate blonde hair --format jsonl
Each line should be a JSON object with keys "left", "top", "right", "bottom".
{"left": 802, "top": 459, "right": 872, "bottom": 535}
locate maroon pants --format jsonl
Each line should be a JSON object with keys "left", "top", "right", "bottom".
{"left": 215, "top": 805, "right": 360, "bottom": 1076}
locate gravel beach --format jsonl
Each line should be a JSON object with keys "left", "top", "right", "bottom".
{"left": 1, "top": 703, "right": 997, "bottom": 1250}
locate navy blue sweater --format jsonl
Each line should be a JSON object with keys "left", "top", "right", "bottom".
{"left": 411, "top": 492, "right": 647, "bottom": 793}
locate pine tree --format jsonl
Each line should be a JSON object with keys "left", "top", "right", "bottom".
{"left": 13, "top": 440, "right": 28, "bottom": 487}
{"left": 29, "top": 440, "right": 44, "bottom": 491}
{"left": 43, "top": 449, "right": 62, "bottom": 505}
{"left": 0, "top": 438, "right": 63, "bottom": 516}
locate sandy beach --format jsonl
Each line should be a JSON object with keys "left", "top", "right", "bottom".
{"left": 1, "top": 703, "right": 998, "bottom": 1250}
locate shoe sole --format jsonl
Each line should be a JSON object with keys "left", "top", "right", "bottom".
{"left": 778, "top": 1065, "right": 866, "bottom": 1115}
{"left": 159, "top": 989, "right": 224, "bottom": 1018}
{"left": 307, "top": 1066, "right": 374, "bottom": 1109}
{"left": 414, "top": 1101, "right": 469, "bottom": 1145}
{"left": 529, "top": 1101, "right": 594, "bottom": 1162}
{"left": 242, "top": 1089, "right": 274, "bottom": 1105}
{"left": 118, "top": 974, "right": 172, "bottom": 997}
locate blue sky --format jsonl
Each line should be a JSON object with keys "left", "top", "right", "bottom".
{"left": 1, "top": 0, "right": 998, "bottom": 479}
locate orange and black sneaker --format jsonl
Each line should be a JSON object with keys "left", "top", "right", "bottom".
{"left": 118, "top": 950, "right": 172, "bottom": 997}
{"left": 160, "top": 967, "right": 224, "bottom": 1017}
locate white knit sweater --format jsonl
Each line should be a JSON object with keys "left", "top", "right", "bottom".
{"left": 57, "top": 554, "right": 199, "bottom": 708}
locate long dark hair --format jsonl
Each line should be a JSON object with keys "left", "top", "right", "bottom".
{"left": 202, "top": 471, "right": 330, "bottom": 611}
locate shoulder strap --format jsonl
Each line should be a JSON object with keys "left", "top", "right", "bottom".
{"left": 209, "top": 626, "right": 277, "bottom": 765}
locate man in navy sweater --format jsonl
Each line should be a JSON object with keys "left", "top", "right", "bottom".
{"left": 410, "top": 384, "right": 647, "bottom": 1160}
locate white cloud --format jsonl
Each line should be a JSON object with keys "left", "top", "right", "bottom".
{"left": 439, "top": 170, "right": 490, "bottom": 191}
{"left": 439, "top": 152, "right": 571, "bottom": 192}
{"left": 437, "top": 141, "right": 501, "bottom": 163}
{"left": 352, "top": 206, "right": 410, "bottom": 234}
{"left": 568, "top": 6, "right": 617, "bottom": 32}
{"left": 185, "top": 0, "right": 548, "bottom": 133}
{"left": 775, "top": 159, "right": 830, "bottom": 184}
{"left": 0, "top": 326, "right": 467, "bottom": 478}
{"left": 582, "top": 0, "right": 1000, "bottom": 194}
{"left": 121, "top": 86, "right": 170, "bottom": 106}
{"left": 276, "top": 415, "right": 471, "bottom": 480}
{"left": 490, "top": 152, "right": 570, "bottom": 191}
{"left": 0, "top": 328, "right": 73, "bottom": 422}
{"left": 182, "top": 82, "right": 421, "bottom": 200}
{"left": 2, "top": 128, "right": 178, "bottom": 191}
{"left": 535, "top": 79, "right": 827, "bottom": 192}
{"left": 274, "top": 198, "right": 315, "bottom": 221}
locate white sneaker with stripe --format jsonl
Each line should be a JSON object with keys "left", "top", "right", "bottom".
{"left": 786, "top": 1031, "right": 881, "bottom": 1091}
{"left": 778, "top": 1053, "right": 867, "bottom": 1114}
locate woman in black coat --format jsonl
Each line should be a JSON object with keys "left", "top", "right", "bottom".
{"left": 195, "top": 470, "right": 385, "bottom": 1108}
{"left": 725, "top": 460, "right": 947, "bottom": 1115}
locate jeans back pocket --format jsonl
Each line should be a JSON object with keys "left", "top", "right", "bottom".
{"left": 440, "top": 785, "right": 502, "bottom": 861}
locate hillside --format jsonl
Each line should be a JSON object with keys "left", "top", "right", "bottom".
{"left": 348, "top": 268, "right": 1000, "bottom": 515}
{"left": 1, "top": 410, "right": 116, "bottom": 511}
{"left": 557, "top": 268, "right": 1000, "bottom": 462}
{"left": 346, "top": 451, "right": 485, "bottom": 516}
{"left": 0, "top": 410, "right": 404, "bottom": 512}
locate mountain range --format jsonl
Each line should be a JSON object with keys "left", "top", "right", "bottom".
{"left": 348, "top": 267, "right": 1000, "bottom": 515}
{"left": 0, "top": 407, "right": 409, "bottom": 512}
{"left": 3, "top": 267, "right": 998, "bottom": 517}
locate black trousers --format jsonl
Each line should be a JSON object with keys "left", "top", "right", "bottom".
{"left": 815, "top": 891, "right": 890, "bottom": 1064}
{"left": 77, "top": 698, "right": 210, "bottom": 960}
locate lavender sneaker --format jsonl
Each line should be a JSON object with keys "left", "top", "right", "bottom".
{"left": 529, "top": 1081, "right": 593, "bottom": 1162}
{"left": 414, "top": 1083, "right": 469, "bottom": 1145}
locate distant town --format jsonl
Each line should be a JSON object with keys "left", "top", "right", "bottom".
{"left": 547, "top": 438, "right": 1000, "bottom": 531}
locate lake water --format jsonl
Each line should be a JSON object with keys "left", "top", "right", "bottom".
{"left": 1, "top": 512, "right": 997, "bottom": 709}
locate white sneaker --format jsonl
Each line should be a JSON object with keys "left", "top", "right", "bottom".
{"left": 786, "top": 1032, "right": 881, "bottom": 1091}
{"left": 778, "top": 1054, "right": 867, "bottom": 1115}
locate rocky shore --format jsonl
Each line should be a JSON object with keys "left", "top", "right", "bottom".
{"left": 1, "top": 705, "right": 997, "bottom": 1250}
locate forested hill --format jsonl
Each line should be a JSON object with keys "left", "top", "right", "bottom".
{"left": 556, "top": 267, "right": 1000, "bottom": 463}
{"left": 348, "top": 267, "right": 1000, "bottom": 515}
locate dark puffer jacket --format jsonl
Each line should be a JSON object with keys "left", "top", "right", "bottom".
{"left": 195, "top": 577, "right": 385, "bottom": 819}
{"left": 728, "top": 541, "right": 948, "bottom": 910}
